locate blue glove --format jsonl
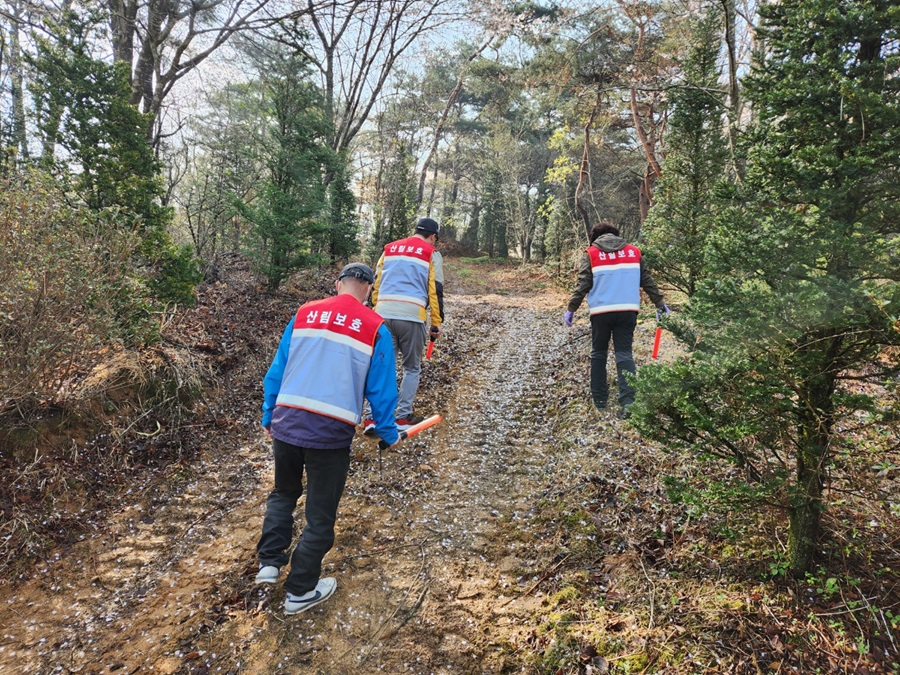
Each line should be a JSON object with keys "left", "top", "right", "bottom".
{"left": 564, "top": 311, "right": 574, "bottom": 327}
{"left": 656, "top": 305, "right": 671, "bottom": 321}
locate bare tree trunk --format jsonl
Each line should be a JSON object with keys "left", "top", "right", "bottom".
{"left": 107, "top": 0, "right": 284, "bottom": 146}
{"left": 32, "top": 0, "right": 73, "bottom": 163}
{"left": 425, "top": 156, "right": 438, "bottom": 215}
{"left": 9, "top": 2, "right": 28, "bottom": 162}
{"left": 372, "top": 148, "right": 387, "bottom": 242}
{"left": 416, "top": 36, "right": 492, "bottom": 207}
{"left": 721, "top": 0, "right": 742, "bottom": 179}
{"left": 107, "top": 0, "right": 137, "bottom": 65}
{"left": 305, "top": 0, "right": 445, "bottom": 157}
{"left": 746, "top": 0, "right": 767, "bottom": 126}
{"left": 134, "top": 0, "right": 165, "bottom": 116}
{"left": 310, "top": 0, "right": 336, "bottom": 151}
{"left": 440, "top": 144, "right": 461, "bottom": 237}
{"left": 638, "top": 164, "right": 653, "bottom": 223}
{"left": 522, "top": 188, "right": 533, "bottom": 261}
{"left": 575, "top": 93, "right": 602, "bottom": 241}
{"left": 574, "top": 126, "right": 592, "bottom": 239}
{"left": 630, "top": 92, "right": 662, "bottom": 223}
{"left": 625, "top": 5, "right": 662, "bottom": 218}
{"left": 466, "top": 198, "right": 481, "bottom": 248}
{"left": 788, "top": 336, "right": 840, "bottom": 576}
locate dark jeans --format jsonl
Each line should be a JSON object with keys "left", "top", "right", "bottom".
{"left": 256, "top": 438, "right": 350, "bottom": 595}
{"left": 590, "top": 312, "right": 637, "bottom": 409}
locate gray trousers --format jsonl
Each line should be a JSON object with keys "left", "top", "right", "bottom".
{"left": 384, "top": 318, "right": 427, "bottom": 419}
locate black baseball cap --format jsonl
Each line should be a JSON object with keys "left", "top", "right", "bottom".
{"left": 338, "top": 263, "right": 375, "bottom": 284}
{"left": 415, "top": 217, "right": 440, "bottom": 236}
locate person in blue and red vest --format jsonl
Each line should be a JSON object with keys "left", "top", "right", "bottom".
{"left": 255, "top": 263, "right": 399, "bottom": 616}
{"left": 564, "top": 222, "right": 670, "bottom": 419}
{"left": 366, "top": 217, "right": 444, "bottom": 432}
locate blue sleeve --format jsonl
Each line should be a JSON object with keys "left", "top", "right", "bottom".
{"left": 366, "top": 324, "right": 399, "bottom": 445}
{"left": 261, "top": 319, "right": 294, "bottom": 428}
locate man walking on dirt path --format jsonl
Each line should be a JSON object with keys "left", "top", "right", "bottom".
{"left": 365, "top": 217, "right": 444, "bottom": 433}
{"left": 564, "top": 222, "right": 670, "bottom": 419}
{"left": 256, "top": 263, "right": 399, "bottom": 615}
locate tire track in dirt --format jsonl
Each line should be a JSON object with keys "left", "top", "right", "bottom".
{"left": 0, "top": 433, "right": 274, "bottom": 673}
{"left": 0, "top": 264, "right": 572, "bottom": 674}
{"left": 235, "top": 286, "right": 571, "bottom": 674}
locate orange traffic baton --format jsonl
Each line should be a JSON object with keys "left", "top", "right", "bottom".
{"left": 379, "top": 414, "right": 442, "bottom": 450}
{"left": 376, "top": 414, "right": 442, "bottom": 476}
{"left": 651, "top": 327, "right": 662, "bottom": 359}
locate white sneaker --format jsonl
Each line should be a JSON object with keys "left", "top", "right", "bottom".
{"left": 255, "top": 565, "right": 280, "bottom": 585}
{"left": 284, "top": 577, "right": 337, "bottom": 615}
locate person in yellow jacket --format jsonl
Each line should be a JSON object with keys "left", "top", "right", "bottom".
{"left": 366, "top": 217, "right": 443, "bottom": 431}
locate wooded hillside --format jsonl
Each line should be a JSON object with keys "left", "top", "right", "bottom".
{"left": 1, "top": 0, "right": 898, "bottom": 672}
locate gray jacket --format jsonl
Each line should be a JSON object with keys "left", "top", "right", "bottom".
{"left": 567, "top": 234, "right": 665, "bottom": 312}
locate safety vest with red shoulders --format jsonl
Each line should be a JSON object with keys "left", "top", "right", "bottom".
{"left": 374, "top": 236, "right": 435, "bottom": 322}
{"left": 586, "top": 244, "right": 642, "bottom": 314}
{"left": 275, "top": 294, "right": 383, "bottom": 425}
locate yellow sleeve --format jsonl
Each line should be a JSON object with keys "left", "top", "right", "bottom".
{"left": 427, "top": 261, "right": 442, "bottom": 327}
{"left": 370, "top": 254, "right": 385, "bottom": 305}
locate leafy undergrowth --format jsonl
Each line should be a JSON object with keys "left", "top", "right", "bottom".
{"left": 0, "top": 256, "right": 331, "bottom": 585}
{"left": 1, "top": 255, "right": 897, "bottom": 674}
{"left": 505, "top": 295, "right": 900, "bottom": 673}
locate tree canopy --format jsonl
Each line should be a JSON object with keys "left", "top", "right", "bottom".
{"left": 1, "top": 0, "right": 897, "bottom": 582}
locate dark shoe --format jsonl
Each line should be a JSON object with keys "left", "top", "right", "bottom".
{"left": 593, "top": 400, "right": 608, "bottom": 411}
{"left": 284, "top": 577, "right": 336, "bottom": 615}
{"left": 617, "top": 407, "right": 632, "bottom": 420}
{"left": 395, "top": 414, "right": 424, "bottom": 432}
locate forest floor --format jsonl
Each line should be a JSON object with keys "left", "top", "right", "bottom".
{"left": 0, "top": 256, "right": 898, "bottom": 674}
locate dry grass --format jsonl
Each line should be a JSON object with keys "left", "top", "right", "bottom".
{"left": 1, "top": 256, "right": 897, "bottom": 673}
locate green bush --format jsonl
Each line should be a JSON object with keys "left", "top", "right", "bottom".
{"left": 0, "top": 170, "right": 146, "bottom": 406}
{"left": 143, "top": 233, "right": 203, "bottom": 307}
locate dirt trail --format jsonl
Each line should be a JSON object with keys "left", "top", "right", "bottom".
{"left": 0, "top": 262, "right": 574, "bottom": 674}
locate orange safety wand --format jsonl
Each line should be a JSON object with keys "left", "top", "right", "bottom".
{"left": 651, "top": 327, "right": 662, "bottom": 359}
{"left": 403, "top": 413, "right": 442, "bottom": 438}
{"left": 426, "top": 337, "right": 436, "bottom": 359}
{"left": 379, "top": 414, "right": 442, "bottom": 450}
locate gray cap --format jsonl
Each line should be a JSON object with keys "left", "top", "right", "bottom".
{"left": 338, "top": 262, "right": 375, "bottom": 284}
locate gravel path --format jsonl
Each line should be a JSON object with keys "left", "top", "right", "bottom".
{"left": 0, "top": 266, "right": 576, "bottom": 674}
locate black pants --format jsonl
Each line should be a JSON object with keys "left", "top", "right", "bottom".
{"left": 590, "top": 312, "right": 637, "bottom": 409}
{"left": 256, "top": 438, "right": 350, "bottom": 595}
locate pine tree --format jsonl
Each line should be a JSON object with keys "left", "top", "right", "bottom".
{"left": 324, "top": 158, "right": 359, "bottom": 263}
{"left": 480, "top": 169, "right": 506, "bottom": 258}
{"left": 240, "top": 54, "right": 334, "bottom": 292}
{"left": 632, "top": 0, "right": 900, "bottom": 576}
{"left": 29, "top": 11, "right": 200, "bottom": 307}
{"left": 642, "top": 7, "right": 727, "bottom": 298}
